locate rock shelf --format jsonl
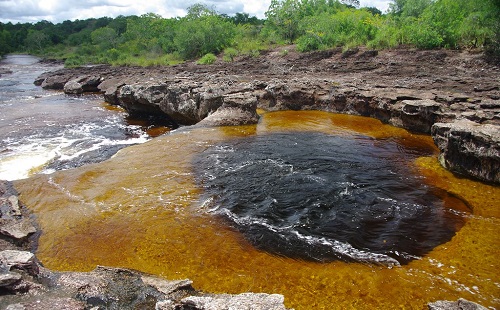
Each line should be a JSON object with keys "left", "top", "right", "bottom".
{"left": 35, "top": 48, "right": 500, "bottom": 183}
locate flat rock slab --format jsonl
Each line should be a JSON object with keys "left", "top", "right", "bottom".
{"left": 432, "top": 119, "right": 500, "bottom": 183}
{"left": 176, "top": 293, "right": 288, "bottom": 310}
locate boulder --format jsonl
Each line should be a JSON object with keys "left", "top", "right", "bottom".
{"left": 197, "top": 92, "right": 260, "bottom": 127}
{"left": 63, "top": 75, "right": 102, "bottom": 94}
{"left": 0, "top": 272, "right": 22, "bottom": 287}
{"left": 117, "top": 83, "right": 169, "bottom": 116}
{"left": 432, "top": 119, "right": 500, "bottom": 183}
{"left": 0, "top": 250, "right": 36, "bottom": 271}
{"left": 0, "top": 218, "right": 37, "bottom": 239}
{"left": 40, "top": 72, "right": 73, "bottom": 89}
{"left": 399, "top": 99, "right": 444, "bottom": 133}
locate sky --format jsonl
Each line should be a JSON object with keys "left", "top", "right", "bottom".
{"left": 0, "top": 0, "right": 392, "bottom": 24}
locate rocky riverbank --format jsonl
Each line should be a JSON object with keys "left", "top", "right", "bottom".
{"left": 3, "top": 48, "right": 496, "bottom": 309}
{"left": 0, "top": 179, "right": 289, "bottom": 310}
{"left": 0, "top": 181, "right": 489, "bottom": 309}
{"left": 35, "top": 47, "right": 499, "bottom": 184}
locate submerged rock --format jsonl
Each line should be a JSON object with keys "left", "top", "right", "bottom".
{"left": 428, "top": 298, "right": 488, "bottom": 310}
{"left": 197, "top": 92, "right": 260, "bottom": 127}
{"left": 0, "top": 180, "right": 291, "bottom": 309}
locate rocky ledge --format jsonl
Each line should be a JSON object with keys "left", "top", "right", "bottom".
{"left": 34, "top": 48, "right": 500, "bottom": 184}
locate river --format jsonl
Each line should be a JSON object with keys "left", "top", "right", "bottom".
{"left": 3, "top": 55, "right": 499, "bottom": 309}
{"left": 0, "top": 55, "right": 168, "bottom": 181}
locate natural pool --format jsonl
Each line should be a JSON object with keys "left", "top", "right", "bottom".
{"left": 15, "top": 111, "right": 500, "bottom": 309}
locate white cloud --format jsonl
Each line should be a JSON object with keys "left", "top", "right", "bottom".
{"left": 0, "top": 0, "right": 391, "bottom": 24}
{"left": 359, "top": 0, "right": 391, "bottom": 13}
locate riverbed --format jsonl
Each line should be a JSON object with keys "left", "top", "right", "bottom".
{"left": 3, "top": 55, "right": 499, "bottom": 309}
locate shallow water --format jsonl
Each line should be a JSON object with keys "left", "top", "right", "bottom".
{"left": 14, "top": 111, "right": 500, "bottom": 309}
{"left": 0, "top": 55, "right": 167, "bottom": 180}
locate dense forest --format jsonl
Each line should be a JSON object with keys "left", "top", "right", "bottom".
{"left": 1, "top": 0, "right": 498, "bottom": 66}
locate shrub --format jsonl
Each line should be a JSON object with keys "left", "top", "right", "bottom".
{"left": 408, "top": 22, "right": 443, "bottom": 49}
{"left": 64, "top": 56, "right": 85, "bottom": 67}
{"left": 106, "top": 48, "right": 120, "bottom": 61}
{"left": 197, "top": 53, "right": 217, "bottom": 64}
{"left": 223, "top": 47, "right": 238, "bottom": 62}
{"left": 296, "top": 33, "right": 322, "bottom": 52}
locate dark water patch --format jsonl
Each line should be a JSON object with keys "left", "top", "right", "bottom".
{"left": 193, "top": 132, "right": 467, "bottom": 265}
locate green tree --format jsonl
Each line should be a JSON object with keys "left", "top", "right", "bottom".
{"left": 265, "top": 0, "right": 302, "bottom": 43}
{"left": 122, "top": 13, "right": 176, "bottom": 54}
{"left": 365, "top": 7, "right": 382, "bottom": 15}
{"left": 296, "top": 8, "right": 377, "bottom": 51}
{"left": 91, "top": 26, "right": 118, "bottom": 49}
{"left": 174, "top": 4, "right": 236, "bottom": 59}
{"left": 24, "top": 30, "right": 50, "bottom": 53}
{"left": 401, "top": 0, "right": 432, "bottom": 17}
{"left": 0, "top": 28, "right": 12, "bottom": 55}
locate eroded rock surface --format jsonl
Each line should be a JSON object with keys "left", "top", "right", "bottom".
{"left": 432, "top": 120, "right": 500, "bottom": 183}
{"left": 34, "top": 48, "right": 500, "bottom": 182}
{"left": 0, "top": 181, "right": 37, "bottom": 245}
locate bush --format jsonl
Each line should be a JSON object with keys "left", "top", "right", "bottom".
{"left": 408, "top": 22, "right": 443, "bottom": 49}
{"left": 106, "top": 48, "right": 120, "bottom": 61}
{"left": 64, "top": 55, "right": 86, "bottom": 67}
{"left": 197, "top": 53, "right": 217, "bottom": 65}
{"left": 296, "top": 33, "right": 322, "bottom": 52}
{"left": 297, "top": 9, "right": 377, "bottom": 51}
{"left": 223, "top": 47, "right": 238, "bottom": 62}
{"left": 174, "top": 7, "right": 236, "bottom": 59}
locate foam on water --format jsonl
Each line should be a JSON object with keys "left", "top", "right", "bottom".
{"left": 0, "top": 54, "right": 161, "bottom": 181}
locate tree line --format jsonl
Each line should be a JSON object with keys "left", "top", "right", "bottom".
{"left": 0, "top": 0, "right": 498, "bottom": 66}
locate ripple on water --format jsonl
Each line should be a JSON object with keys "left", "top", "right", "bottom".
{"left": 194, "top": 132, "right": 468, "bottom": 265}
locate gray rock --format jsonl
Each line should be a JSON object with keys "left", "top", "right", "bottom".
{"left": 0, "top": 218, "right": 37, "bottom": 239}
{"left": 432, "top": 119, "right": 500, "bottom": 183}
{"left": 0, "top": 181, "right": 37, "bottom": 241}
{"left": 40, "top": 74, "right": 70, "bottom": 89}
{"left": 5, "top": 298, "right": 86, "bottom": 310}
{"left": 428, "top": 298, "right": 488, "bottom": 310}
{"left": 400, "top": 99, "right": 443, "bottom": 133}
{"left": 141, "top": 276, "right": 193, "bottom": 295}
{"left": 55, "top": 266, "right": 180, "bottom": 310}
{"left": 0, "top": 271, "right": 22, "bottom": 286}
{"left": 117, "top": 83, "right": 168, "bottom": 116}
{"left": 0, "top": 250, "right": 36, "bottom": 273}
{"left": 198, "top": 92, "right": 260, "bottom": 127}
{"left": 155, "top": 300, "right": 176, "bottom": 310}
{"left": 64, "top": 75, "right": 102, "bottom": 94}
{"left": 180, "top": 293, "right": 289, "bottom": 310}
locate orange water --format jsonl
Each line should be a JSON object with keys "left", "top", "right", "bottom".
{"left": 15, "top": 111, "right": 500, "bottom": 309}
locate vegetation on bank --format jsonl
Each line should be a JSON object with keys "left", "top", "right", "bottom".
{"left": 0, "top": 0, "right": 498, "bottom": 66}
